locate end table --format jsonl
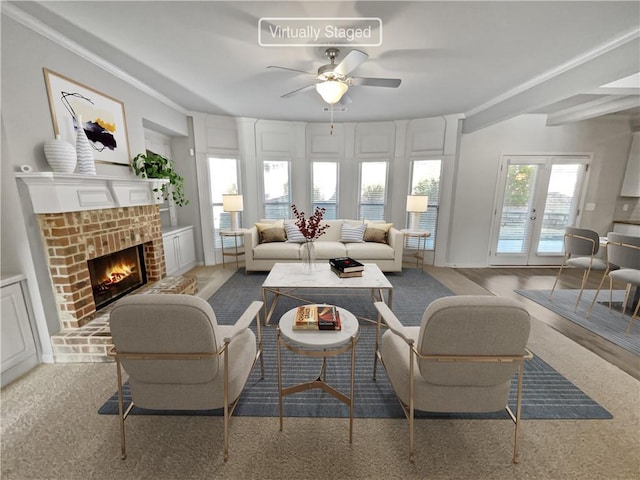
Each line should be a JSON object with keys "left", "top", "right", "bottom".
{"left": 219, "top": 229, "right": 247, "bottom": 270}
{"left": 401, "top": 229, "right": 431, "bottom": 270}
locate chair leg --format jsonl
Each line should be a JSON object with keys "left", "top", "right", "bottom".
{"left": 587, "top": 269, "right": 610, "bottom": 318}
{"left": 116, "top": 359, "right": 127, "bottom": 460}
{"left": 573, "top": 267, "right": 591, "bottom": 312}
{"left": 512, "top": 363, "right": 525, "bottom": 464}
{"left": 409, "top": 347, "right": 415, "bottom": 463}
{"left": 620, "top": 284, "right": 632, "bottom": 320}
{"left": 626, "top": 296, "right": 640, "bottom": 336}
{"left": 549, "top": 264, "right": 565, "bottom": 299}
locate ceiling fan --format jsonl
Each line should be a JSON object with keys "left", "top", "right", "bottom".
{"left": 267, "top": 48, "right": 402, "bottom": 106}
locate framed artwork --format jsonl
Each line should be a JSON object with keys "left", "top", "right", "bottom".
{"left": 43, "top": 68, "right": 131, "bottom": 166}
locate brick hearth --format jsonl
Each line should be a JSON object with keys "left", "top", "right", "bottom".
{"left": 50, "top": 275, "right": 197, "bottom": 363}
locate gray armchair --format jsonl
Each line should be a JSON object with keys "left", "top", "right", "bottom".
{"left": 109, "top": 294, "right": 263, "bottom": 461}
{"left": 374, "top": 296, "right": 532, "bottom": 463}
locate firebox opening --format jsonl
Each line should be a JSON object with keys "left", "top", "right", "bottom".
{"left": 87, "top": 245, "right": 147, "bottom": 311}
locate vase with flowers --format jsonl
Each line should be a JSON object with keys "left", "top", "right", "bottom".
{"left": 291, "top": 204, "right": 328, "bottom": 274}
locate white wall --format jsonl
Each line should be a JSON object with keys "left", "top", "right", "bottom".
{"left": 448, "top": 114, "right": 633, "bottom": 267}
{"left": 1, "top": 15, "right": 191, "bottom": 361}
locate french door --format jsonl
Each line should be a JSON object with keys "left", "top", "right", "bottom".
{"left": 489, "top": 155, "right": 590, "bottom": 266}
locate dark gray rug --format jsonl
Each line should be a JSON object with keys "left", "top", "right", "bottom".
{"left": 516, "top": 289, "right": 640, "bottom": 356}
{"left": 99, "top": 269, "right": 611, "bottom": 420}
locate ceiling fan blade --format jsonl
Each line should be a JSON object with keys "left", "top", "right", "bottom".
{"left": 334, "top": 50, "right": 369, "bottom": 76}
{"left": 281, "top": 84, "right": 316, "bottom": 98}
{"left": 350, "top": 77, "right": 402, "bottom": 88}
{"left": 267, "top": 65, "right": 316, "bottom": 76}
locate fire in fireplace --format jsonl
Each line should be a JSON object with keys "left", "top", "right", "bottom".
{"left": 87, "top": 245, "right": 147, "bottom": 310}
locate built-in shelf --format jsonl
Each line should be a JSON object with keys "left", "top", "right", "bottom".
{"left": 15, "top": 172, "right": 169, "bottom": 214}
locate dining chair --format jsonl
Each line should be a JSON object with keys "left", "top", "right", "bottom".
{"left": 587, "top": 232, "right": 640, "bottom": 335}
{"left": 549, "top": 227, "right": 608, "bottom": 312}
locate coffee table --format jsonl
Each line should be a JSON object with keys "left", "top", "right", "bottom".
{"left": 261, "top": 262, "right": 393, "bottom": 325}
{"left": 276, "top": 305, "right": 359, "bottom": 442}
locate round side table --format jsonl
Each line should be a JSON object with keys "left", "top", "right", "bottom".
{"left": 276, "top": 304, "right": 359, "bottom": 442}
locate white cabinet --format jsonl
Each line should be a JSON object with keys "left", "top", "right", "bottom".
{"left": 1, "top": 274, "right": 39, "bottom": 387}
{"left": 162, "top": 226, "right": 196, "bottom": 275}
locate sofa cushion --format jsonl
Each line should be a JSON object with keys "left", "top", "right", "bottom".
{"left": 364, "top": 228, "right": 387, "bottom": 243}
{"left": 253, "top": 242, "right": 301, "bottom": 260}
{"left": 340, "top": 223, "right": 366, "bottom": 243}
{"left": 346, "top": 242, "right": 395, "bottom": 260}
{"left": 320, "top": 220, "right": 344, "bottom": 241}
{"left": 261, "top": 227, "right": 286, "bottom": 243}
{"left": 313, "top": 241, "right": 347, "bottom": 260}
{"left": 284, "top": 223, "right": 306, "bottom": 243}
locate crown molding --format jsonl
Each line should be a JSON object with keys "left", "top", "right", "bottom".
{"left": 2, "top": 3, "right": 188, "bottom": 115}
{"left": 465, "top": 28, "right": 640, "bottom": 118}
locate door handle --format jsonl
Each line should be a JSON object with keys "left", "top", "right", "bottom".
{"left": 530, "top": 216, "right": 536, "bottom": 220}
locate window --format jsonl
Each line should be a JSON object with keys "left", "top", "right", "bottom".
{"left": 262, "top": 160, "right": 291, "bottom": 219}
{"left": 312, "top": 162, "right": 338, "bottom": 219}
{"left": 358, "top": 161, "right": 388, "bottom": 220}
{"left": 208, "top": 157, "right": 239, "bottom": 249}
{"left": 408, "top": 160, "right": 441, "bottom": 250}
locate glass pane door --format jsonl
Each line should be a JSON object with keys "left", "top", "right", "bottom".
{"left": 490, "top": 155, "right": 588, "bottom": 266}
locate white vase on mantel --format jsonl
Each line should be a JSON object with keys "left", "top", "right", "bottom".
{"left": 75, "top": 115, "right": 96, "bottom": 175}
{"left": 43, "top": 134, "right": 76, "bottom": 173}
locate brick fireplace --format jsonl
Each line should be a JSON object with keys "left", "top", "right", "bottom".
{"left": 17, "top": 173, "right": 197, "bottom": 362}
{"left": 37, "top": 205, "right": 165, "bottom": 329}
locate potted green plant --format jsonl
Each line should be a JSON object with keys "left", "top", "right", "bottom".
{"left": 132, "top": 151, "right": 189, "bottom": 206}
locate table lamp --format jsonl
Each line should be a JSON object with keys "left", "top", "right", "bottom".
{"left": 406, "top": 195, "right": 428, "bottom": 231}
{"left": 222, "top": 194, "right": 243, "bottom": 231}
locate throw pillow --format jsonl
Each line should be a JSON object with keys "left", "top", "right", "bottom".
{"left": 284, "top": 223, "right": 307, "bottom": 243}
{"left": 365, "top": 220, "right": 393, "bottom": 232}
{"left": 340, "top": 223, "right": 366, "bottom": 243}
{"left": 255, "top": 219, "right": 284, "bottom": 234}
{"left": 364, "top": 227, "right": 387, "bottom": 243}
{"left": 260, "top": 227, "right": 286, "bottom": 243}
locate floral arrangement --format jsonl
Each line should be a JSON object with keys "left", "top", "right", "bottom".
{"left": 291, "top": 204, "right": 328, "bottom": 240}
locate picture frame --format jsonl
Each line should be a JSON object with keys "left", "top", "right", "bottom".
{"left": 43, "top": 68, "right": 131, "bottom": 166}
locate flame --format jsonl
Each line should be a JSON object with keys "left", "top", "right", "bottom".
{"left": 100, "top": 260, "right": 135, "bottom": 286}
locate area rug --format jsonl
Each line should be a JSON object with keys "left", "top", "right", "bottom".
{"left": 516, "top": 289, "right": 640, "bottom": 356}
{"left": 99, "top": 269, "right": 612, "bottom": 420}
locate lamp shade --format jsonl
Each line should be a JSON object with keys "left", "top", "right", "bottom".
{"left": 316, "top": 81, "right": 348, "bottom": 104}
{"left": 222, "top": 194, "right": 243, "bottom": 212}
{"left": 406, "top": 195, "right": 428, "bottom": 213}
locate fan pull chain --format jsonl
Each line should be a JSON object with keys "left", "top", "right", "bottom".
{"left": 330, "top": 104, "right": 334, "bottom": 136}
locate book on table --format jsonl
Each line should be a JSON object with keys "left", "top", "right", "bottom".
{"left": 328, "top": 257, "right": 365, "bottom": 273}
{"left": 293, "top": 305, "right": 342, "bottom": 331}
{"left": 330, "top": 266, "right": 363, "bottom": 278}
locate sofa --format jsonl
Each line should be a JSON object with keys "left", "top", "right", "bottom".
{"left": 243, "top": 219, "right": 404, "bottom": 273}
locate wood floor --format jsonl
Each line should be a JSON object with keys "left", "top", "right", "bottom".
{"left": 442, "top": 266, "right": 639, "bottom": 380}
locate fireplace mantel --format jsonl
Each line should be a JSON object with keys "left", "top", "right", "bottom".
{"left": 16, "top": 172, "right": 169, "bottom": 213}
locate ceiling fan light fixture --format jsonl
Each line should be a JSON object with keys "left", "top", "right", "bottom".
{"left": 316, "top": 80, "right": 348, "bottom": 104}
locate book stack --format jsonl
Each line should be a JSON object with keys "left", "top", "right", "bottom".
{"left": 329, "top": 257, "right": 365, "bottom": 278}
{"left": 293, "top": 305, "right": 342, "bottom": 331}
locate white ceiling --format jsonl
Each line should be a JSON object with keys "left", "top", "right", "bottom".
{"left": 6, "top": 1, "right": 640, "bottom": 131}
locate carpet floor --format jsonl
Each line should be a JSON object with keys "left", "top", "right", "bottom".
{"left": 515, "top": 289, "right": 640, "bottom": 356}
{"left": 99, "top": 269, "right": 611, "bottom": 420}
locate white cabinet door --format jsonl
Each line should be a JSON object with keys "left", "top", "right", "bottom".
{"left": 1, "top": 281, "right": 38, "bottom": 386}
{"left": 177, "top": 228, "right": 196, "bottom": 268}
{"left": 162, "top": 226, "right": 196, "bottom": 275}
